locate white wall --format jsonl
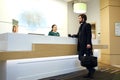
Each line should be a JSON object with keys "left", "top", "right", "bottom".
{"left": 0, "top": 0, "right": 68, "bottom": 37}
{"left": 67, "top": 0, "right": 100, "bottom": 37}
{"left": 0, "top": 0, "right": 12, "bottom": 33}
{"left": 86, "top": 0, "right": 100, "bottom": 36}
{"left": 0, "top": 0, "right": 100, "bottom": 37}
{"left": 67, "top": 1, "right": 80, "bottom": 35}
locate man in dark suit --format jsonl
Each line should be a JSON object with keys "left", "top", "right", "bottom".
{"left": 69, "top": 14, "right": 95, "bottom": 79}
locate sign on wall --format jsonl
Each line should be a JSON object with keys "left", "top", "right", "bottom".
{"left": 115, "top": 22, "right": 120, "bottom": 36}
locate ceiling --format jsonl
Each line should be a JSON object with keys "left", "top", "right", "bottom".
{"left": 64, "top": 0, "right": 73, "bottom": 2}
{"left": 64, "top": 0, "right": 89, "bottom": 2}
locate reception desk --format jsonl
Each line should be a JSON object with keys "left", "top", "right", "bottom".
{"left": 0, "top": 33, "right": 107, "bottom": 60}
{"left": 0, "top": 33, "right": 77, "bottom": 51}
{"left": 0, "top": 33, "right": 108, "bottom": 80}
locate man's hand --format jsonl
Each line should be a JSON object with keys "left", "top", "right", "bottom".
{"left": 68, "top": 34, "right": 72, "bottom": 37}
{"left": 86, "top": 44, "right": 91, "bottom": 48}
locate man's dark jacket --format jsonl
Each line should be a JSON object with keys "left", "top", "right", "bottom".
{"left": 73, "top": 22, "right": 92, "bottom": 51}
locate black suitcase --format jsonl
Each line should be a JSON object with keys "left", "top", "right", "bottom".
{"left": 81, "top": 56, "right": 97, "bottom": 67}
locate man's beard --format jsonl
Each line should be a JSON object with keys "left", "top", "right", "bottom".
{"left": 79, "top": 20, "right": 84, "bottom": 24}
{"left": 79, "top": 21, "right": 82, "bottom": 24}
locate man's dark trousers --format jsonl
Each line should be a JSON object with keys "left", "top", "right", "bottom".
{"left": 78, "top": 49, "right": 95, "bottom": 78}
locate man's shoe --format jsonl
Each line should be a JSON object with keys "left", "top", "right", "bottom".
{"left": 89, "top": 76, "right": 94, "bottom": 79}
{"left": 88, "top": 73, "right": 94, "bottom": 80}
{"left": 89, "top": 69, "right": 95, "bottom": 79}
{"left": 83, "top": 74, "right": 90, "bottom": 78}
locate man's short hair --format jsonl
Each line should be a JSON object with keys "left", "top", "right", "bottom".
{"left": 78, "top": 14, "right": 87, "bottom": 22}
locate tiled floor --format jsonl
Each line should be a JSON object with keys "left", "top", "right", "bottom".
{"left": 40, "top": 70, "right": 120, "bottom": 80}
{"left": 39, "top": 63, "right": 120, "bottom": 80}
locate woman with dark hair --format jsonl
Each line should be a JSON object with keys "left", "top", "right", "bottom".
{"left": 48, "top": 24, "right": 60, "bottom": 36}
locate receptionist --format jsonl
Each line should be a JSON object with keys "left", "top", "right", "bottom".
{"left": 48, "top": 24, "right": 60, "bottom": 36}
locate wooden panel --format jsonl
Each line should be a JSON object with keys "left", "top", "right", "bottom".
{"left": 0, "top": 44, "right": 108, "bottom": 61}
{"left": 0, "top": 51, "right": 76, "bottom": 61}
{"left": 110, "top": 55, "right": 120, "bottom": 65}
{"left": 32, "top": 44, "right": 77, "bottom": 55}
{"left": 100, "top": 0, "right": 120, "bottom": 65}
{"left": 100, "top": 0, "right": 109, "bottom": 9}
{"left": 93, "top": 45, "right": 108, "bottom": 49}
{"left": 109, "top": 0, "right": 120, "bottom": 6}
{"left": 100, "top": 54, "right": 111, "bottom": 64}
{"left": 0, "top": 44, "right": 77, "bottom": 61}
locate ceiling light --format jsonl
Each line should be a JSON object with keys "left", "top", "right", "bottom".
{"left": 73, "top": 3, "right": 87, "bottom": 13}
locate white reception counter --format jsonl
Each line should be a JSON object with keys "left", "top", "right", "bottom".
{"left": 0, "top": 33, "right": 77, "bottom": 51}
{"left": 0, "top": 33, "right": 107, "bottom": 80}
